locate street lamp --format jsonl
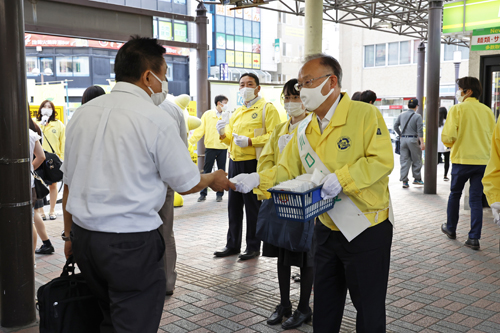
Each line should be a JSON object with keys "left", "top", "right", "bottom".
{"left": 453, "top": 50, "right": 462, "bottom": 104}
{"left": 31, "top": 67, "right": 53, "bottom": 84}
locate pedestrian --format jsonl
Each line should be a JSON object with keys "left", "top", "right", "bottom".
{"left": 394, "top": 98, "right": 425, "bottom": 188}
{"left": 213, "top": 73, "right": 281, "bottom": 260}
{"left": 482, "top": 118, "right": 500, "bottom": 227}
{"left": 231, "top": 54, "right": 395, "bottom": 332}
{"left": 189, "top": 95, "right": 229, "bottom": 203}
{"left": 35, "top": 100, "right": 65, "bottom": 222}
{"left": 360, "top": 89, "right": 377, "bottom": 104}
{"left": 351, "top": 91, "right": 361, "bottom": 101}
{"left": 437, "top": 107, "right": 450, "bottom": 181}
{"left": 62, "top": 36, "right": 232, "bottom": 333}
{"left": 253, "top": 79, "right": 313, "bottom": 330}
{"left": 441, "top": 76, "right": 495, "bottom": 250}
{"left": 157, "top": 97, "right": 189, "bottom": 296}
{"left": 82, "top": 85, "right": 106, "bottom": 104}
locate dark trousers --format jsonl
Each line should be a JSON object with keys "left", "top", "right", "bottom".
{"left": 201, "top": 148, "right": 227, "bottom": 197}
{"left": 226, "top": 159, "right": 262, "bottom": 252}
{"left": 72, "top": 223, "right": 166, "bottom": 333}
{"left": 446, "top": 164, "right": 487, "bottom": 239}
{"left": 313, "top": 220, "right": 393, "bottom": 333}
{"left": 438, "top": 151, "right": 450, "bottom": 177}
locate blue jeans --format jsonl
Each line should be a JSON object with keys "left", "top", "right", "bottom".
{"left": 446, "top": 164, "right": 486, "bottom": 239}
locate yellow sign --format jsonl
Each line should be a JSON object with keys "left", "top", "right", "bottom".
{"left": 252, "top": 54, "right": 261, "bottom": 69}
{"left": 284, "top": 26, "right": 304, "bottom": 38}
{"left": 235, "top": 51, "right": 244, "bottom": 67}
{"left": 226, "top": 50, "right": 235, "bottom": 67}
{"left": 244, "top": 52, "right": 252, "bottom": 68}
{"left": 187, "top": 100, "right": 197, "bottom": 117}
{"left": 33, "top": 82, "right": 66, "bottom": 107}
{"left": 29, "top": 105, "right": 65, "bottom": 123}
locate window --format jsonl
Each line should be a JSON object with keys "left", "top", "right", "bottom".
{"left": 57, "top": 57, "right": 73, "bottom": 76}
{"left": 443, "top": 43, "right": 455, "bottom": 61}
{"left": 364, "top": 45, "right": 374, "bottom": 67}
{"left": 244, "top": 37, "right": 252, "bottom": 52}
{"left": 216, "top": 15, "right": 225, "bottom": 33}
{"left": 235, "top": 18, "right": 243, "bottom": 36}
{"left": 252, "top": 21, "right": 260, "bottom": 38}
{"left": 26, "top": 57, "right": 38, "bottom": 75}
{"left": 388, "top": 42, "right": 398, "bottom": 66}
{"left": 216, "top": 49, "right": 226, "bottom": 66}
{"left": 235, "top": 36, "right": 244, "bottom": 51}
{"left": 110, "top": 59, "right": 115, "bottom": 78}
{"left": 40, "top": 57, "right": 53, "bottom": 73}
{"left": 400, "top": 41, "right": 411, "bottom": 64}
{"left": 56, "top": 56, "right": 89, "bottom": 77}
{"left": 226, "top": 35, "right": 235, "bottom": 49}
{"left": 226, "top": 17, "right": 234, "bottom": 35}
{"left": 244, "top": 20, "right": 252, "bottom": 37}
{"left": 173, "top": 22, "right": 187, "bottom": 42}
{"left": 375, "top": 44, "right": 386, "bottom": 66}
{"left": 159, "top": 20, "right": 172, "bottom": 40}
{"left": 413, "top": 40, "right": 420, "bottom": 63}
{"left": 166, "top": 63, "right": 173, "bottom": 81}
{"left": 458, "top": 45, "right": 469, "bottom": 60}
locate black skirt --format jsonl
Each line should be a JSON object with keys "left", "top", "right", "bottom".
{"left": 262, "top": 236, "right": 315, "bottom": 268}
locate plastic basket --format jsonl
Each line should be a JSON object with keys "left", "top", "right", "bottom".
{"left": 267, "top": 185, "right": 335, "bottom": 222}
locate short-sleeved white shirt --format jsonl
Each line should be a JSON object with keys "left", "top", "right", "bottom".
{"left": 29, "top": 129, "right": 41, "bottom": 188}
{"left": 159, "top": 99, "right": 188, "bottom": 147}
{"left": 61, "top": 82, "right": 201, "bottom": 233}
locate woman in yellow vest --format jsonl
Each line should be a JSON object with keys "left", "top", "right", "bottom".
{"left": 255, "top": 79, "right": 313, "bottom": 330}
{"left": 34, "top": 100, "right": 65, "bottom": 227}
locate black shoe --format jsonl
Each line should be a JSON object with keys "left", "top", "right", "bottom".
{"left": 166, "top": 290, "right": 174, "bottom": 296}
{"left": 267, "top": 304, "right": 292, "bottom": 325}
{"left": 239, "top": 251, "right": 259, "bottom": 260}
{"left": 441, "top": 223, "right": 456, "bottom": 239}
{"left": 197, "top": 195, "right": 206, "bottom": 202}
{"left": 214, "top": 247, "right": 240, "bottom": 257}
{"left": 216, "top": 196, "right": 223, "bottom": 202}
{"left": 465, "top": 238, "right": 480, "bottom": 250}
{"left": 281, "top": 308, "right": 312, "bottom": 330}
{"left": 35, "top": 244, "right": 54, "bottom": 255}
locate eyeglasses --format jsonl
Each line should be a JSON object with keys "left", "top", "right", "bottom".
{"left": 281, "top": 95, "right": 301, "bottom": 103}
{"left": 294, "top": 74, "right": 332, "bottom": 91}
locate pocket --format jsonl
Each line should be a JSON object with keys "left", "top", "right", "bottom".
{"left": 358, "top": 188, "right": 377, "bottom": 206}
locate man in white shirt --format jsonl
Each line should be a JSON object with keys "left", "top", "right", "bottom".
{"left": 62, "top": 37, "right": 231, "bottom": 333}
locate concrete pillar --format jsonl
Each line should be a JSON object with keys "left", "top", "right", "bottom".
{"left": 423, "top": 1, "right": 443, "bottom": 195}
{"left": 416, "top": 42, "right": 426, "bottom": 116}
{"left": 0, "top": 0, "right": 37, "bottom": 327}
{"left": 196, "top": 3, "right": 208, "bottom": 171}
{"left": 304, "top": 0, "right": 323, "bottom": 56}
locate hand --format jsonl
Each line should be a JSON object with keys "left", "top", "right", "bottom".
{"left": 64, "top": 240, "right": 73, "bottom": 260}
{"left": 233, "top": 133, "right": 250, "bottom": 148}
{"left": 229, "top": 172, "right": 260, "bottom": 193}
{"left": 420, "top": 143, "right": 425, "bottom": 150}
{"left": 491, "top": 202, "right": 500, "bottom": 227}
{"left": 216, "top": 120, "right": 227, "bottom": 135}
{"left": 208, "top": 169, "right": 232, "bottom": 192}
{"left": 320, "top": 173, "right": 342, "bottom": 200}
{"left": 278, "top": 133, "right": 294, "bottom": 153}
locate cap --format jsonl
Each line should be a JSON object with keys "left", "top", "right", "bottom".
{"left": 408, "top": 98, "right": 419, "bottom": 108}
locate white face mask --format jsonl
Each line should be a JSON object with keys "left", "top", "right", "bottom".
{"left": 41, "top": 108, "right": 53, "bottom": 117}
{"left": 284, "top": 102, "right": 305, "bottom": 117}
{"left": 300, "top": 76, "right": 333, "bottom": 111}
{"left": 148, "top": 71, "right": 168, "bottom": 106}
{"left": 456, "top": 89, "right": 465, "bottom": 103}
{"left": 240, "top": 87, "right": 256, "bottom": 102}
{"left": 220, "top": 103, "right": 228, "bottom": 112}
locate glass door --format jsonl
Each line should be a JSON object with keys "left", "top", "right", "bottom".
{"left": 491, "top": 70, "right": 500, "bottom": 120}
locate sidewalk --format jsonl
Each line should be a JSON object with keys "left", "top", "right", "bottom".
{"left": 2, "top": 159, "right": 499, "bottom": 333}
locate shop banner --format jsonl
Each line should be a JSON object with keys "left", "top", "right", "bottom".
{"left": 471, "top": 27, "right": 500, "bottom": 51}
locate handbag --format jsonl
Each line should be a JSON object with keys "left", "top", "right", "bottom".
{"left": 32, "top": 171, "right": 50, "bottom": 199}
{"left": 40, "top": 131, "right": 64, "bottom": 183}
{"left": 254, "top": 103, "right": 268, "bottom": 160}
{"left": 256, "top": 198, "right": 315, "bottom": 252}
{"left": 37, "top": 255, "right": 103, "bottom": 333}
{"left": 394, "top": 112, "right": 415, "bottom": 155}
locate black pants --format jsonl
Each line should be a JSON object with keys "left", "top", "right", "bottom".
{"left": 72, "top": 223, "right": 166, "bottom": 333}
{"left": 201, "top": 148, "right": 227, "bottom": 197}
{"left": 313, "top": 220, "right": 393, "bottom": 333}
{"left": 438, "top": 151, "right": 450, "bottom": 177}
{"left": 226, "top": 159, "right": 261, "bottom": 252}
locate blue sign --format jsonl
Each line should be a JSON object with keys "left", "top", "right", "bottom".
{"left": 220, "top": 62, "right": 229, "bottom": 80}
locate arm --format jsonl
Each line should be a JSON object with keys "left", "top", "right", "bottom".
{"left": 253, "top": 128, "right": 280, "bottom": 199}
{"left": 63, "top": 184, "right": 73, "bottom": 259}
{"left": 188, "top": 112, "right": 206, "bottom": 146}
{"left": 417, "top": 115, "right": 425, "bottom": 150}
{"left": 220, "top": 115, "right": 234, "bottom": 145}
{"left": 32, "top": 141, "right": 45, "bottom": 170}
{"left": 178, "top": 169, "right": 234, "bottom": 195}
{"left": 336, "top": 108, "right": 394, "bottom": 196}
{"left": 483, "top": 121, "right": 500, "bottom": 205}
{"left": 250, "top": 105, "right": 281, "bottom": 147}
{"left": 59, "top": 123, "right": 66, "bottom": 161}
{"left": 441, "top": 107, "right": 458, "bottom": 148}
{"left": 394, "top": 115, "right": 401, "bottom": 136}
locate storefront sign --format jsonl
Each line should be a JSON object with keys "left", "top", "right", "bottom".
{"left": 443, "top": 0, "right": 500, "bottom": 34}
{"left": 235, "top": 51, "right": 244, "bottom": 67}
{"left": 471, "top": 27, "right": 500, "bottom": 51}
{"left": 252, "top": 54, "right": 260, "bottom": 69}
{"left": 244, "top": 52, "right": 252, "bottom": 69}
{"left": 226, "top": 50, "right": 235, "bottom": 67}
{"left": 389, "top": 105, "right": 403, "bottom": 110}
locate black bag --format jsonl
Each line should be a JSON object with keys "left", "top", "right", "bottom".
{"left": 394, "top": 112, "right": 415, "bottom": 155}
{"left": 40, "top": 132, "right": 63, "bottom": 183}
{"left": 37, "top": 256, "right": 103, "bottom": 333}
{"left": 256, "top": 199, "right": 315, "bottom": 252}
{"left": 32, "top": 171, "right": 50, "bottom": 199}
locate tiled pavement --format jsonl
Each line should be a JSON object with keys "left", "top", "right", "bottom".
{"left": 2, "top": 157, "right": 500, "bottom": 333}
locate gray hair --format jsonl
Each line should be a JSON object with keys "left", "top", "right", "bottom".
{"left": 304, "top": 53, "right": 343, "bottom": 88}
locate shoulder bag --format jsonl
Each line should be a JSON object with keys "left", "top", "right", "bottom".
{"left": 40, "top": 130, "right": 64, "bottom": 182}
{"left": 395, "top": 112, "right": 415, "bottom": 155}
{"left": 32, "top": 171, "right": 50, "bottom": 199}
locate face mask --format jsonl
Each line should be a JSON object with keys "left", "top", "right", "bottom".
{"left": 240, "top": 87, "right": 256, "bottom": 102}
{"left": 456, "top": 89, "right": 465, "bottom": 103}
{"left": 41, "top": 108, "right": 53, "bottom": 117}
{"left": 284, "top": 102, "right": 305, "bottom": 117}
{"left": 300, "top": 76, "right": 333, "bottom": 111}
{"left": 148, "top": 71, "right": 168, "bottom": 106}
{"left": 221, "top": 103, "right": 228, "bottom": 112}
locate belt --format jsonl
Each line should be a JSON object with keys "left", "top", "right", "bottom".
{"left": 401, "top": 135, "right": 417, "bottom": 138}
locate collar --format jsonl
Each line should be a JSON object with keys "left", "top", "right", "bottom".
{"left": 244, "top": 96, "right": 261, "bottom": 108}
{"left": 317, "top": 93, "right": 341, "bottom": 123}
{"left": 111, "top": 82, "right": 155, "bottom": 105}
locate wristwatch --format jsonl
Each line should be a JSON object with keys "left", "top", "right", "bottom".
{"left": 61, "top": 230, "right": 72, "bottom": 242}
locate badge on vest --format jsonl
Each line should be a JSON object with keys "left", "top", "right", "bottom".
{"left": 377, "top": 128, "right": 382, "bottom": 135}
{"left": 337, "top": 137, "right": 351, "bottom": 151}
{"left": 252, "top": 113, "right": 258, "bottom": 119}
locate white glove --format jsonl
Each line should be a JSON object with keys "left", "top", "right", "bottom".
{"left": 40, "top": 115, "right": 49, "bottom": 126}
{"left": 320, "top": 173, "right": 342, "bottom": 200}
{"left": 216, "top": 120, "right": 227, "bottom": 135}
{"left": 278, "top": 133, "right": 294, "bottom": 153}
{"left": 491, "top": 202, "right": 500, "bottom": 227}
{"left": 229, "top": 172, "right": 260, "bottom": 193}
{"left": 233, "top": 133, "right": 249, "bottom": 148}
